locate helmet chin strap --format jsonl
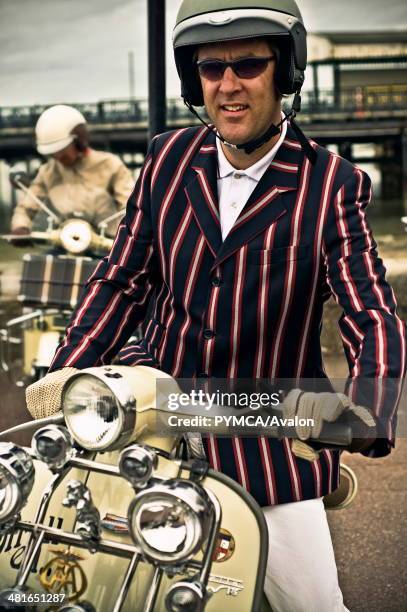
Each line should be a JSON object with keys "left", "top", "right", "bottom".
{"left": 184, "top": 98, "right": 284, "bottom": 154}
{"left": 184, "top": 92, "right": 317, "bottom": 163}
{"left": 224, "top": 118, "right": 282, "bottom": 155}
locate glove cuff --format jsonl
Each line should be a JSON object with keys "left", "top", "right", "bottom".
{"left": 26, "top": 367, "right": 79, "bottom": 419}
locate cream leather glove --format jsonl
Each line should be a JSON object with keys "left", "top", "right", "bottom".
{"left": 26, "top": 368, "right": 79, "bottom": 419}
{"left": 283, "top": 389, "right": 377, "bottom": 461}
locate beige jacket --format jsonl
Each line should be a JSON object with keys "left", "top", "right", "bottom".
{"left": 11, "top": 149, "right": 134, "bottom": 236}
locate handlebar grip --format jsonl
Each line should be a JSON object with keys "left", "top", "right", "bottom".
{"left": 308, "top": 421, "right": 353, "bottom": 450}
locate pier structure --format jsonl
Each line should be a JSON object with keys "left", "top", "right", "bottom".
{"left": 0, "top": 29, "right": 406, "bottom": 213}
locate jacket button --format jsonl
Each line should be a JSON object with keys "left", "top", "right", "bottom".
{"left": 203, "top": 329, "right": 215, "bottom": 340}
{"left": 212, "top": 277, "right": 222, "bottom": 287}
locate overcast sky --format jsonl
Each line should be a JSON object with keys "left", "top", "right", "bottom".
{"left": 1, "top": 0, "right": 406, "bottom": 107}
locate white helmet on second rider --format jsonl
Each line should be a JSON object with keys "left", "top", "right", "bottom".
{"left": 35, "top": 104, "right": 87, "bottom": 155}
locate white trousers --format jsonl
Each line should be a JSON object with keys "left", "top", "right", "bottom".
{"left": 263, "top": 498, "right": 350, "bottom": 612}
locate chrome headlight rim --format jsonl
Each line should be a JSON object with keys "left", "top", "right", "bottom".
{"left": 165, "top": 580, "right": 206, "bottom": 612}
{"left": 0, "top": 443, "right": 34, "bottom": 523}
{"left": 61, "top": 367, "right": 137, "bottom": 452}
{"left": 119, "top": 445, "right": 158, "bottom": 487}
{"left": 128, "top": 479, "right": 213, "bottom": 564}
{"left": 58, "top": 602, "right": 95, "bottom": 612}
{"left": 31, "top": 425, "right": 74, "bottom": 469}
{"left": 0, "top": 587, "right": 37, "bottom": 611}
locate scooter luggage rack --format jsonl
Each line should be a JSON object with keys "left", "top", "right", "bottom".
{"left": 9, "top": 447, "right": 222, "bottom": 612}
{"left": 0, "top": 308, "right": 60, "bottom": 384}
{"left": 18, "top": 254, "right": 99, "bottom": 309}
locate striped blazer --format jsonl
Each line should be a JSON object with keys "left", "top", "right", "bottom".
{"left": 50, "top": 123, "right": 406, "bottom": 506}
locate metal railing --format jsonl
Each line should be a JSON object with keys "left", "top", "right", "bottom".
{"left": 302, "top": 86, "right": 407, "bottom": 114}
{"left": 1, "top": 86, "right": 407, "bottom": 129}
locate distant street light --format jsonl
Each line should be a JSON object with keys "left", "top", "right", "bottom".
{"left": 128, "top": 50, "right": 136, "bottom": 100}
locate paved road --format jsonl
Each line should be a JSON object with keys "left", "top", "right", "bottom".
{"left": 328, "top": 443, "right": 407, "bottom": 612}
{"left": 324, "top": 356, "right": 406, "bottom": 611}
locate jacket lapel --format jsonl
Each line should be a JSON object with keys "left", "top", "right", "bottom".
{"left": 213, "top": 124, "right": 303, "bottom": 268}
{"left": 184, "top": 132, "right": 222, "bottom": 257}
{"left": 184, "top": 124, "right": 304, "bottom": 265}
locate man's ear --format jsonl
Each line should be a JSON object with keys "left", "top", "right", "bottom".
{"left": 71, "top": 124, "right": 89, "bottom": 152}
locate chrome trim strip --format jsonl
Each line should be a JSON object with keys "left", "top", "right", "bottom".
{"left": 0, "top": 414, "right": 65, "bottom": 441}
{"left": 143, "top": 566, "right": 163, "bottom": 612}
{"left": 40, "top": 254, "right": 53, "bottom": 304}
{"left": 16, "top": 466, "right": 71, "bottom": 584}
{"left": 16, "top": 520, "right": 142, "bottom": 559}
{"left": 16, "top": 530, "right": 45, "bottom": 587}
{"left": 198, "top": 487, "right": 222, "bottom": 585}
{"left": 68, "top": 456, "right": 121, "bottom": 476}
{"left": 112, "top": 552, "right": 142, "bottom": 612}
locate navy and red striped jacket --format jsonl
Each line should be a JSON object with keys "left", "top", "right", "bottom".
{"left": 50, "top": 123, "right": 406, "bottom": 506}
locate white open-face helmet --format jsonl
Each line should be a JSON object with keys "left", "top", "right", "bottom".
{"left": 35, "top": 104, "right": 87, "bottom": 155}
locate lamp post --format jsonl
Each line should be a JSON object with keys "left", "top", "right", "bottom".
{"left": 147, "top": 0, "right": 166, "bottom": 141}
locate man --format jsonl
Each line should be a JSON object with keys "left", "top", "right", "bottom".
{"left": 27, "top": 1, "right": 405, "bottom": 610}
{"left": 11, "top": 104, "right": 134, "bottom": 238}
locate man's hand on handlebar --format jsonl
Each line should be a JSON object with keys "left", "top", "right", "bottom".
{"left": 10, "top": 226, "right": 33, "bottom": 247}
{"left": 282, "top": 390, "right": 377, "bottom": 461}
{"left": 9, "top": 171, "right": 31, "bottom": 189}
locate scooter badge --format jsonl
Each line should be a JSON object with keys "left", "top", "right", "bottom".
{"left": 212, "top": 528, "right": 236, "bottom": 563}
{"left": 39, "top": 548, "right": 87, "bottom": 601}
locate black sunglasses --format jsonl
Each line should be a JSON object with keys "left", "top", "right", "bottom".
{"left": 196, "top": 55, "right": 275, "bottom": 81}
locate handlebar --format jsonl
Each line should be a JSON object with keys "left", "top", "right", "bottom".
{"left": 308, "top": 421, "right": 352, "bottom": 448}
{"left": 0, "top": 412, "right": 64, "bottom": 441}
{"left": 0, "top": 231, "right": 54, "bottom": 243}
{"left": 0, "top": 222, "right": 113, "bottom": 256}
{"left": 10, "top": 176, "right": 60, "bottom": 223}
{"left": 163, "top": 403, "right": 363, "bottom": 449}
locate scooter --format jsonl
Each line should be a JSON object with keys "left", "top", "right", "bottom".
{"left": 0, "top": 171, "right": 122, "bottom": 384}
{"left": 0, "top": 365, "right": 357, "bottom": 611}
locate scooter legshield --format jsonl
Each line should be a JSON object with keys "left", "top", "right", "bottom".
{"left": 0, "top": 450, "right": 268, "bottom": 612}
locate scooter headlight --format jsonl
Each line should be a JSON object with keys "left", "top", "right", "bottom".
{"left": 0, "top": 587, "right": 36, "bottom": 611}
{"left": 58, "top": 603, "right": 95, "bottom": 612}
{"left": 0, "top": 443, "right": 34, "bottom": 525}
{"left": 128, "top": 479, "right": 213, "bottom": 564}
{"left": 119, "top": 445, "right": 158, "bottom": 487}
{"left": 32, "top": 425, "right": 74, "bottom": 469}
{"left": 59, "top": 219, "right": 93, "bottom": 255}
{"left": 165, "top": 580, "right": 206, "bottom": 612}
{"left": 62, "top": 371, "right": 136, "bottom": 451}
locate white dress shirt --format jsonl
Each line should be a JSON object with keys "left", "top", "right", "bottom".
{"left": 216, "top": 118, "right": 287, "bottom": 240}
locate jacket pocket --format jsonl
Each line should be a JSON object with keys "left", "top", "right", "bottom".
{"left": 247, "top": 244, "right": 311, "bottom": 266}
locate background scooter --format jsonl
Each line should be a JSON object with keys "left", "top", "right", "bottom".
{"left": 0, "top": 171, "right": 122, "bottom": 385}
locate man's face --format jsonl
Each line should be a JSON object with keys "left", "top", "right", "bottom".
{"left": 52, "top": 142, "right": 80, "bottom": 167}
{"left": 197, "top": 38, "right": 280, "bottom": 146}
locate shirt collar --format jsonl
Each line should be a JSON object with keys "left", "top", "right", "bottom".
{"left": 216, "top": 113, "right": 287, "bottom": 182}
